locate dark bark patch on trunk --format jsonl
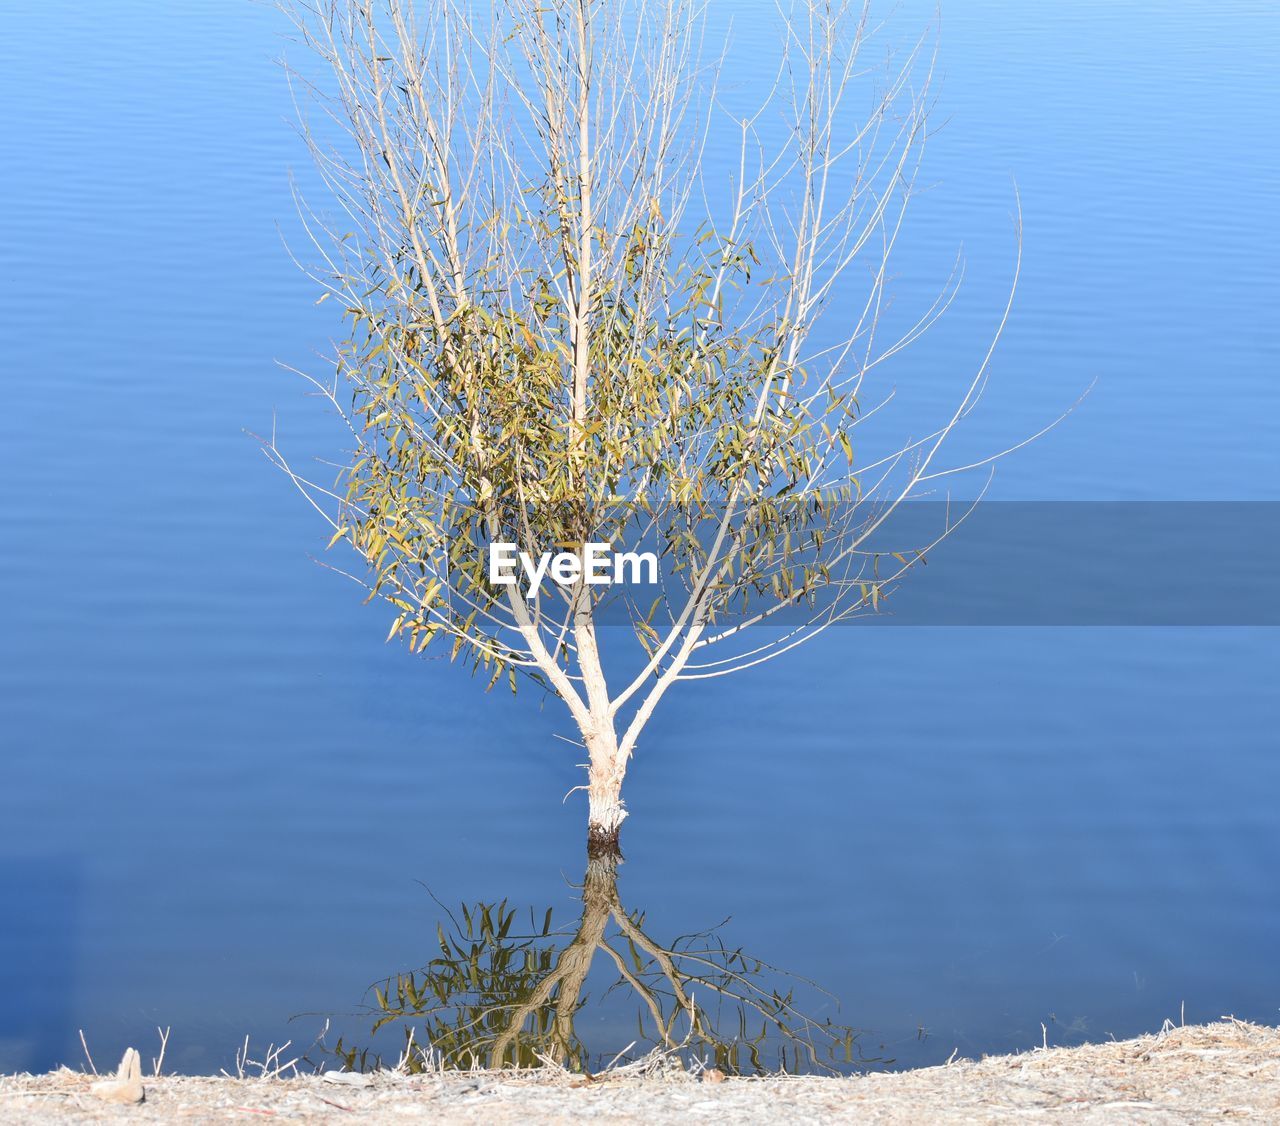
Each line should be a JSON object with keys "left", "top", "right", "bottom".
{"left": 586, "top": 824, "right": 623, "bottom": 861}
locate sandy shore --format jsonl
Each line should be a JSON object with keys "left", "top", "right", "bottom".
{"left": 2, "top": 1020, "right": 1277, "bottom": 1123}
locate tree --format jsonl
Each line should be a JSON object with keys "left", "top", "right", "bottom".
{"left": 269, "top": 0, "right": 1028, "bottom": 851}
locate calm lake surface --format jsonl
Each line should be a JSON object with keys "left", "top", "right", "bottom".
{"left": 1, "top": 0, "right": 1277, "bottom": 1075}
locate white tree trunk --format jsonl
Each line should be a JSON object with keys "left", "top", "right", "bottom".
{"left": 585, "top": 728, "right": 628, "bottom": 852}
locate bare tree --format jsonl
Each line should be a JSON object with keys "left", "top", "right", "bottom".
{"left": 268, "top": 0, "right": 1033, "bottom": 850}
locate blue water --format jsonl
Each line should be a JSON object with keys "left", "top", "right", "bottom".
{"left": 1, "top": 0, "right": 1277, "bottom": 1075}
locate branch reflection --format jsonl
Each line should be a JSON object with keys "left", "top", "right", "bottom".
{"left": 329, "top": 851, "right": 884, "bottom": 1075}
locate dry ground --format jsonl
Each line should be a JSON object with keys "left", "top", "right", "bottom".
{"left": 2, "top": 1020, "right": 1277, "bottom": 1123}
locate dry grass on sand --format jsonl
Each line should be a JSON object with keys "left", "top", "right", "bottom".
{"left": 2, "top": 1019, "right": 1278, "bottom": 1123}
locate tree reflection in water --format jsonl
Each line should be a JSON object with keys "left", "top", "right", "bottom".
{"left": 327, "top": 850, "right": 884, "bottom": 1075}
